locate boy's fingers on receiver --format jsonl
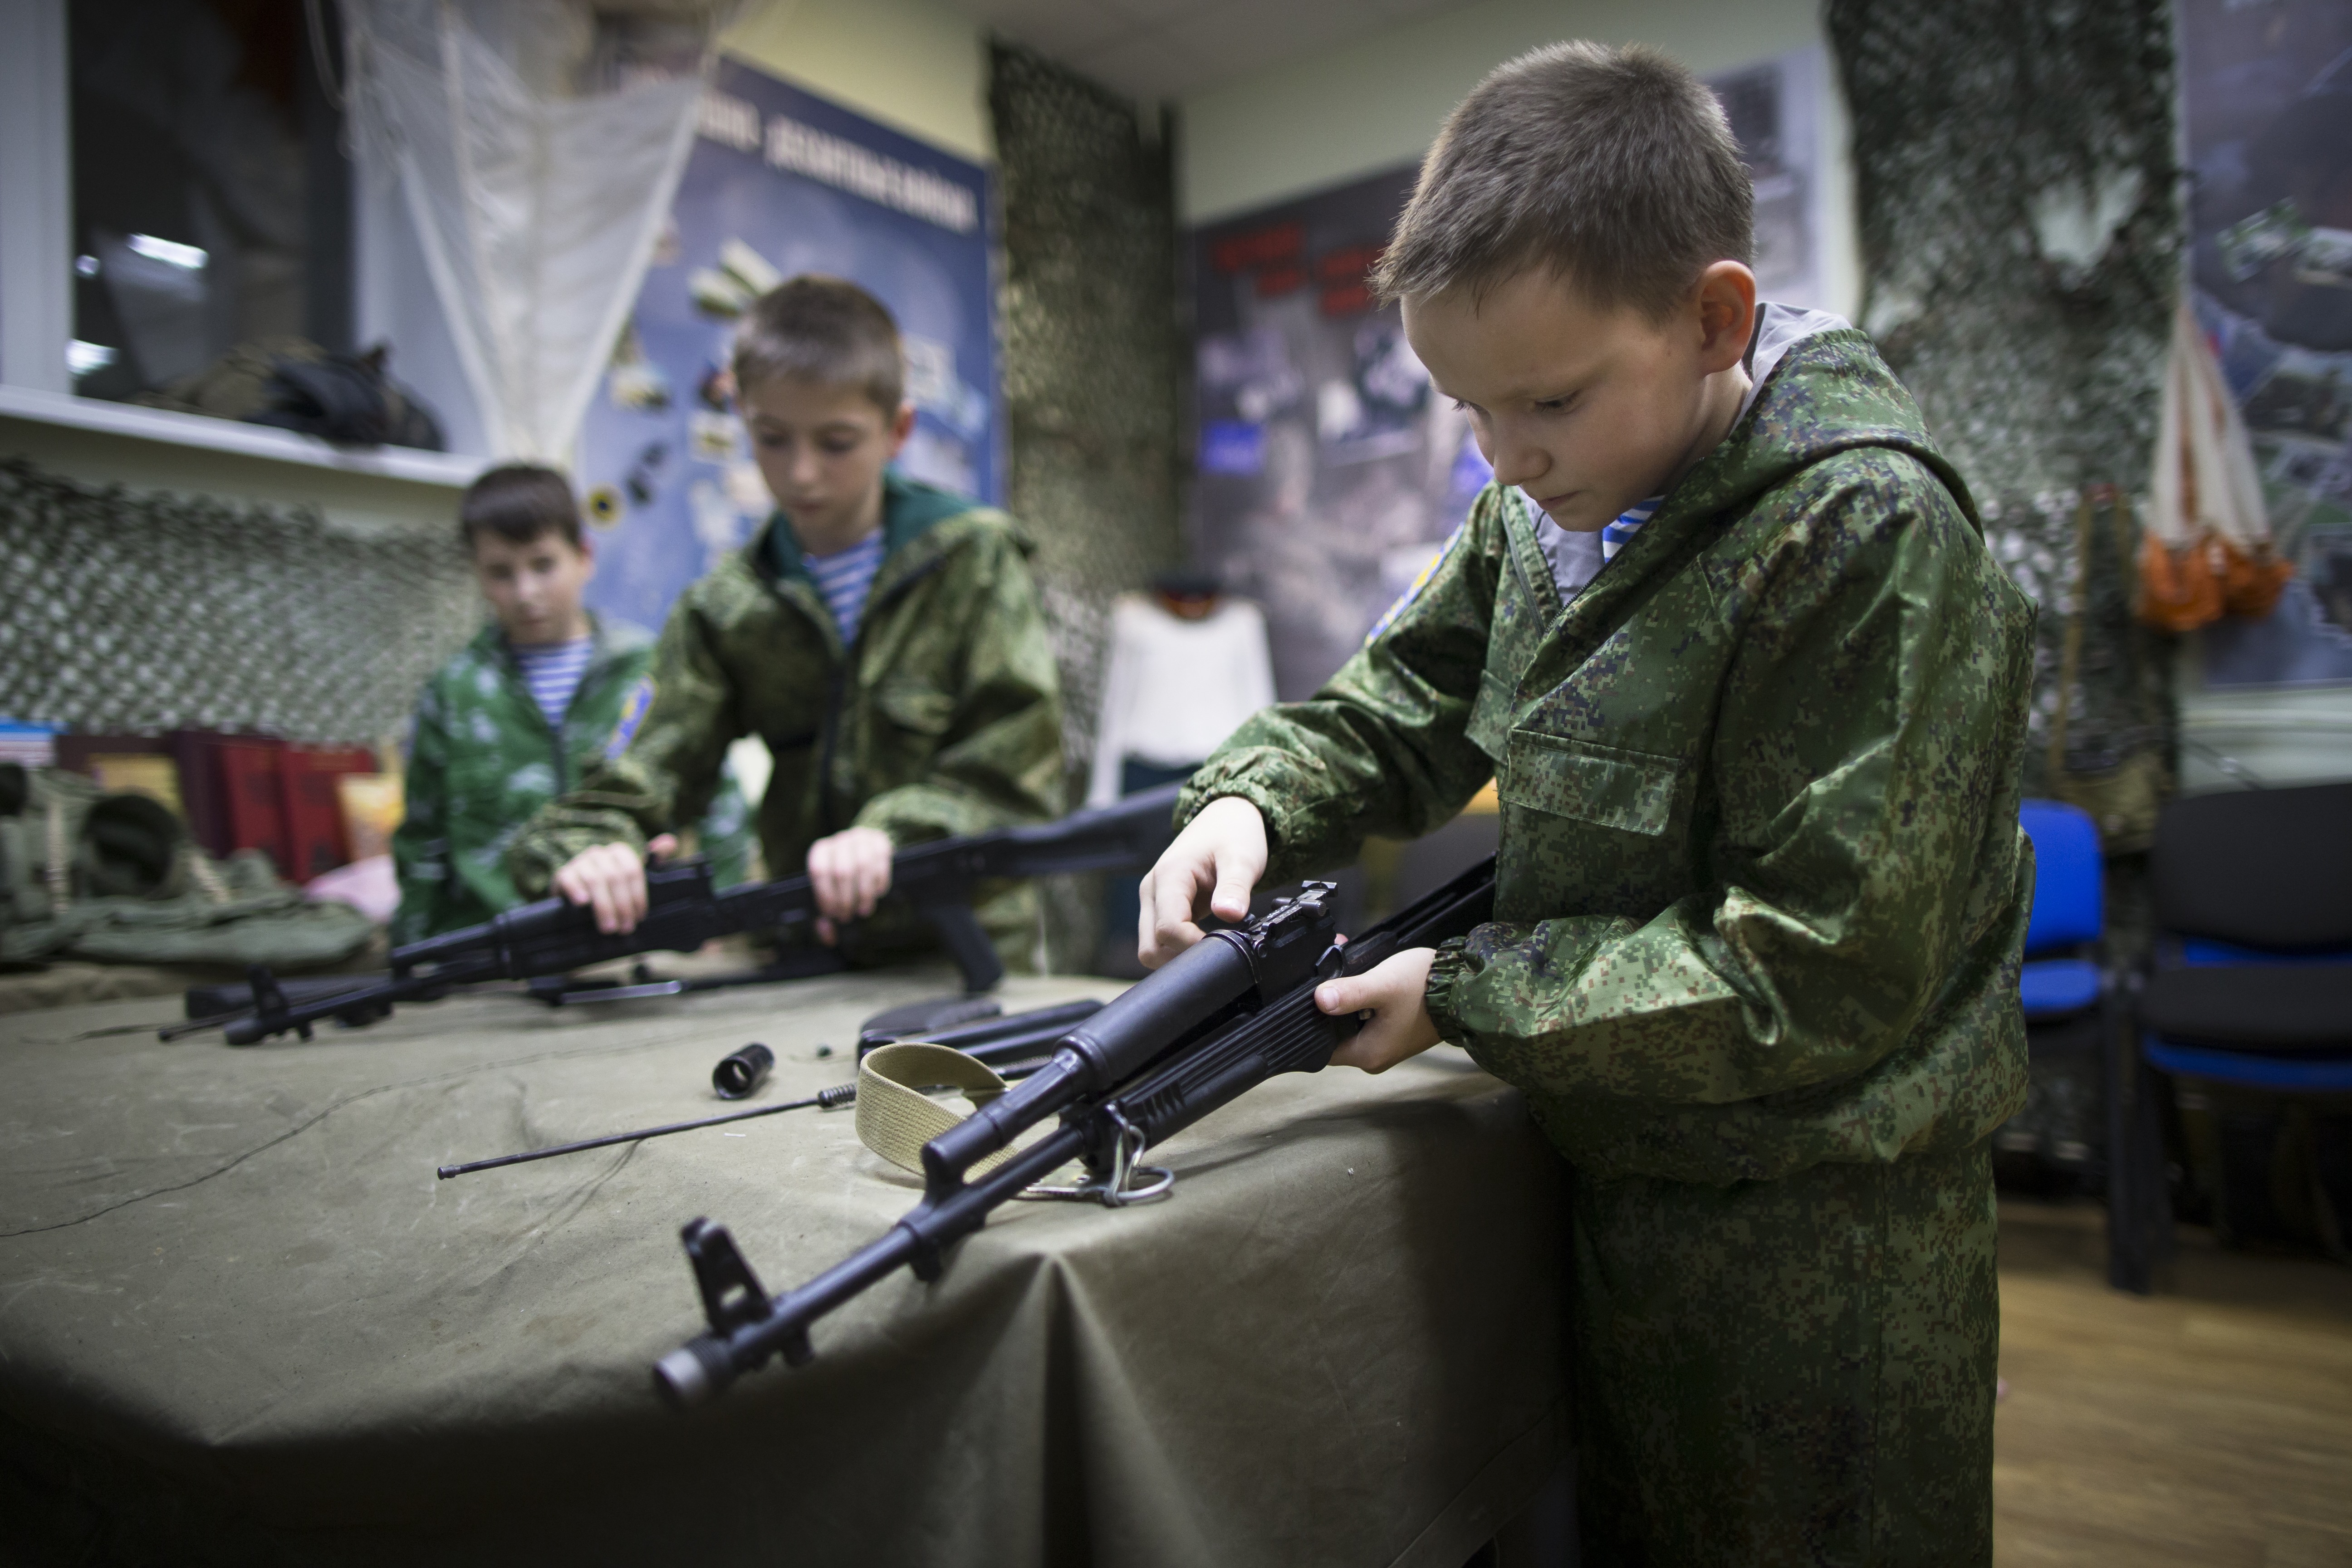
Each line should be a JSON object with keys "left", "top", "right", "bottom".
{"left": 1210, "top": 867, "right": 1254, "bottom": 923}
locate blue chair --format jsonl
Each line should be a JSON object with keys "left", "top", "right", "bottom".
{"left": 2008, "top": 801, "right": 2125, "bottom": 1225}
{"left": 2019, "top": 799, "right": 2107, "bottom": 1021}
{"left": 2115, "top": 781, "right": 2352, "bottom": 1291}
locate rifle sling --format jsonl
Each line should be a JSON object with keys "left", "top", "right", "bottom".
{"left": 855, "top": 1043, "right": 1025, "bottom": 1176}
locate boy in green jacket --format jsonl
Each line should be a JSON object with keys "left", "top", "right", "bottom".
{"left": 391, "top": 466, "right": 750, "bottom": 943}
{"left": 1139, "top": 44, "right": 2035, "bottom": 1565}
{"left": 508, "top": 277, "right": 1063, "bottom": 965}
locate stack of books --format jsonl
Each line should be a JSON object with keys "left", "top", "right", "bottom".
{"left": 54, "top": 732, "right": 392, "bottom": 882}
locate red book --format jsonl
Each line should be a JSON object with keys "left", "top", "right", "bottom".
{"left": 216, "top": 736, "right": 291, "bottom": 874}
{"left": 166, "top": 730, "right": 235, "bottom": 858}
{"left": 282, "top": 745, "right": 376, "bottom": 881}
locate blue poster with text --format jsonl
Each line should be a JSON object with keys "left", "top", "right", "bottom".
{"left": 578, "top": 59, "right": 996, "bottom": 637}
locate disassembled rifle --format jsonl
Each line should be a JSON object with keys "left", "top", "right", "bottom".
{"left": 653, "top": 858, "right": 1499, "bottom": 1406}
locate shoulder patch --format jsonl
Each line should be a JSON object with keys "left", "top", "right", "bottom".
{"left": 605, "top": 675, "right": 656, "bottom": 763}
{"left": 1366, "top": 523, "right": 1464, "bottom": 645}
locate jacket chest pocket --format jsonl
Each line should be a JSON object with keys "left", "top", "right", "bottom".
{"left": 876, "top": 680, "right": 956, "bottom": 738}
{"left": 1499, "top": 730, "right": 1688, "bottom": 838}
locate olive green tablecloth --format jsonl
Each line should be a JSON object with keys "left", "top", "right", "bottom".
{"left": 0, "top": 967, "right": 1569, "bottom": 1566}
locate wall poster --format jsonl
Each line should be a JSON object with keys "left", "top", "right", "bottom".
{"left": 1186, "top": 46, "right": 1829, "bottom": 700}
{"left": 2181, "top": 1, "right": 2352, "bottom": 688}
{"left": 577, "top": 59, "right": 997, "bottom": 637}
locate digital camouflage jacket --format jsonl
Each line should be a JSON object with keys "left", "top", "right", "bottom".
{"left": 392, "top": 617, "right": 751, "bottom": 944}
{"left": 504, "top": 472, "right": 1064, "bottom": 962}
{"left": 1178, "top": 329, "right": 2039, "bottom": 1186}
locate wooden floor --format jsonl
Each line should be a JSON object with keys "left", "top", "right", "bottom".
{"left": 1995, "top": 1200, "right": 2352, "bottom": 1566}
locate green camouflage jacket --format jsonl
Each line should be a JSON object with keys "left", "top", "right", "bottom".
{"left": 392, "top": 616, "right": 750, "bottom": 944}
{"left": 1179, "top": 329, "right": 2038, "bottom": 1186}
{"left": 504, "top": 472, "right": 1064, "bottom": 963}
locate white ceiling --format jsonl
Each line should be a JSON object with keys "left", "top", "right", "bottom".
{"left": 946, "top": 0, "right": 1484, "bottom": 103}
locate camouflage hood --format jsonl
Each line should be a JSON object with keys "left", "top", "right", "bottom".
{"left": 1700, "top": 315, "right": 1983, "bottom": 539}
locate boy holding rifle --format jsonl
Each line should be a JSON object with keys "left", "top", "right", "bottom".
{"left": 391, "top": 464, "right": 750, "bottom": 944}
{"left": 1139, "top": 43, "right": 2035, "bottom": 1564}
{"left": 508, "top": 277, "right": 1063, "bottom": 966}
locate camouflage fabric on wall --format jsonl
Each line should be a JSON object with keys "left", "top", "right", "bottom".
{"left": 990, "top": 43, "right": 1187, "bottom": 965}
{"left": 1826, "top": 0, "right": 2181, "bottom": 803}
{"left": 0, "top": 460, "right": 478, "bottom": 745}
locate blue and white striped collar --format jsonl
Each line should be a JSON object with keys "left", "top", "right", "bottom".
{"left": 1599, "top": 497, "right": 1663, "bottom": 561}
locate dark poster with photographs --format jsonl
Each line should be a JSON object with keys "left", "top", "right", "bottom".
{"left": 2182, "top": 0, "right": 2352, "bottom": 687}
{"left": 1186, "top": 49, "right": 1827, "bottom": 701}
{"left": 1188, "top": 165, "right": 1486, "bottom": 702}
{"left": 577, "top": 59, "right": 997, "bottom": 636}
{"left": 1707, "top": 47, "right": 1830, "bottom": 311}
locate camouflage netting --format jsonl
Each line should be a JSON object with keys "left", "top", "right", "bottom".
{"left": 1828, "top": 0, "right": 2186, "bottom": 1189}
{"left": 1828, "top": 0, "right": 2181, "bottom": 808}
{"left": 990, "top": 42, "right": 1185, "bottom": 760}
{"left": 989, "top": 41, "right": 1185, "bottom": 964}
{"left": 0, "top": 459, "right": 478, "bottom": 745}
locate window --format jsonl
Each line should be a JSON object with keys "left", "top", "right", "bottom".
{"left": 65, "top": 0, "right": 352, "bottom": 402}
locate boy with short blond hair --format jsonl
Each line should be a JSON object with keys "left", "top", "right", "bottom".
{"left": 1140, "top": 42, "right": 2034, "bottom": 1563}
{"left": 508, "top": 276, "right": 1063, "bottom": 963}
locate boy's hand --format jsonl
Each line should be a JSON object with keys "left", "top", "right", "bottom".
{"left": 1137, "top": 795, "right": 1268, "bottom": 969}
{"left": 1316, "top": 946, "right": 1442, "bottom": 1073}
{"left": 554, "top": 833, "right": 679, "bottom": 935}
{"left": 808, "top": 826, "right": 894, "bottom": 945}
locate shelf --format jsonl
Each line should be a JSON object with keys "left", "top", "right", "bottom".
{"left": 0, "top": 384, "right": 482, "bottom": 489}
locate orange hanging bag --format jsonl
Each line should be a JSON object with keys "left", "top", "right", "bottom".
{"left": 2136, "top": 526, "right": 2223, "bottom": 633}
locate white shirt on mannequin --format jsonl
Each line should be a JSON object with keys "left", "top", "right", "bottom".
{"left": 1086, "top": 592, "right": 1277, "bottom": 807}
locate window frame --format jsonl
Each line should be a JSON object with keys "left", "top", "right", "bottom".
{"left": 0, "top": 0, "right": 478, "bottom": 480}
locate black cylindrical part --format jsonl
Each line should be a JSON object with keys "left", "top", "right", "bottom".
{"left": 712, "top": 1043, "right": 774, "bottom": 1099}
{"left": 1059, "top": 931, "right": 1258, "bottom": 1084}
{"left": 921, "top": 1049, "right": 1090, "bottom": 1183}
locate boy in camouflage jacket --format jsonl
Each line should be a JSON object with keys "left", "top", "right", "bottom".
{"left": 1139, "top": 46, "right": 2035, "bottom": 1565}
{"left": 393, "top": 466, "right": 749, "bottom": 943}
{"left": 508, "top": 278, "right": 1062, "bottom": 965}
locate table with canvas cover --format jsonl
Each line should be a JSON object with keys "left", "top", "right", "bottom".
{"left": 0, "top": 966, "right": 1569, "bottom": 1566}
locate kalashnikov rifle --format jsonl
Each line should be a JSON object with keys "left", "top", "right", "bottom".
{"left": 170, "top": 785, "right": 1183, "bottom": 1047}
{"left": 652, "top": 856, "right": 1499, "bottom": 1406}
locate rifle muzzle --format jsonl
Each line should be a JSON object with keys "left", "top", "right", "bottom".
{"left": 654, "top": 1337, "right": 731, "bottom": 1406}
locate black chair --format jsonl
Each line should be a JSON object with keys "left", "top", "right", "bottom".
{"left": 2113, "top": 781, "right": 2352, "bottom": 1291}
